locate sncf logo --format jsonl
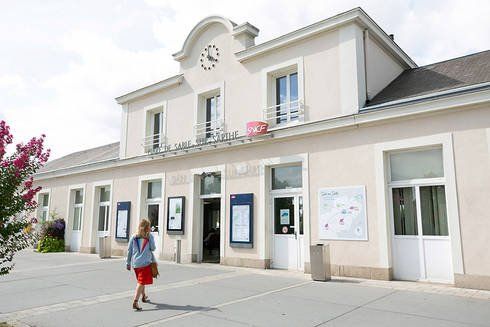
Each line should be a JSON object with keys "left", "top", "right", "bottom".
{"left": 246, "top": 121, "right": 268, "bottom": 137}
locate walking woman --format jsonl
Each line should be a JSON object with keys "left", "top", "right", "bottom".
{"left": 126, "top": 218, "right": 156, "bottom": 311}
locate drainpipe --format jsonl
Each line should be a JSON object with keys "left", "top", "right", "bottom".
{"left": 363, "top": 29, "right": 369, "bottom": 103}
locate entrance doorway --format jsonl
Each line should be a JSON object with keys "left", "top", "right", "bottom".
{"left": 388, "top": 147, "right": 453, "bottom": 283}
{"left": 390, "top": 185, "right": 453, "bottom": 282}
{"left": 202, "top": 198, "right": 220, "bottom": 263}
{"left": 70, "top": 189, "right": 83, "bottom": 252}
{"left": 144, "top": 179, "right": 163, "bottom": 260}
{"left": 271, "top": 194, "right": 304, "bottom": 270}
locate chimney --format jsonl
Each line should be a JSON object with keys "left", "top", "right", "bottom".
{"left": 232, "top": 22, "right": 259, "bottom": 52}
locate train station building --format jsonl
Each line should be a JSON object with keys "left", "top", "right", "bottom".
{"left": 34, "top": 8, "right": 490, "bottom": 290}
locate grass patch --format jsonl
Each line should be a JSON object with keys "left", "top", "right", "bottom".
{"left": 0, "top": 322, "right": 13, "bottom": 327}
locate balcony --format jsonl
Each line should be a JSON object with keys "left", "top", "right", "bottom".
{"left": 263, "top": 99, "right": 304, "bottom": 128}
{"left": 142, "top": 133, "right": 166, "bottom": 153}
{"left": 194, "top": 119, "right": 225, "bottom": 140}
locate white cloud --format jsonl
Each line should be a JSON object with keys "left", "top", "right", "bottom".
{"left": 0, "top": 0, "right": 488, "bottom": 159}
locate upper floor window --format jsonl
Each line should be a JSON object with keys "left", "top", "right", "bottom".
{"left": 205, "top": 95, "right": 222, "bottom": 138}
{"left": 263, "top": 58, "right": 304, "bottom": 128}
{"left": 143, "top": 105, "right": 166, "bottom": 152}
{"left": 195, "top": 86, "right": 224, "bottom": 140}
{"left": 275, "top": 72, "right": 299, "bottom": 124}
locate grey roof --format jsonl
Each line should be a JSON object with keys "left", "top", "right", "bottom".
{"left": 38, "top": 142, "right": 119, "bottom": 173}
{"left": 367, "top": 50, "right": 490, "bottom": 106}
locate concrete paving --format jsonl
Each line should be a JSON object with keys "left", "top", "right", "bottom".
{"left": 1, "top": 250, "right": 489, "bottom": 326}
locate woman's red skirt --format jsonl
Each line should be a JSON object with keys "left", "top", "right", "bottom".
{"left": 134, "top": 264, "right": 153, "bottom": 285}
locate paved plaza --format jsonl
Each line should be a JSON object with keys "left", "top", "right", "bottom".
{"left": 1, "top": 250, "right": 490, "bottom": 327}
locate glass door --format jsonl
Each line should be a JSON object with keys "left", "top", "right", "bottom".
{"left": 391, "top": 184, "right": 452, "bottom": 282}
{"left": 272, "top": 194, "right": 304, "bottom": 270}
{"left": 70, "top": 189, "right": 83, "bottom": 252}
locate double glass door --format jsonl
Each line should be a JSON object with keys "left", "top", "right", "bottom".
{"left": 390, "top": 184, "right": 453, "bottom": 282}
{"left": 272, "top": 194, "right": 304, "bottom": 270}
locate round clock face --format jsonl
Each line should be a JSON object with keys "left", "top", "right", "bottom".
{"left": 200, "top": 44, "right": 219, "bottom": 71}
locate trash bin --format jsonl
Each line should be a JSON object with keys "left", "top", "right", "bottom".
{"left": 310, "top": 244, "right": 331, "bottom": 281}
{"left": 98, "top": 236, "right": 111, "bottom": 259}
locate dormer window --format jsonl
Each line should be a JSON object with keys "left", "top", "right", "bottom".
{"left": 143, "top": 103, "right": 166, "bottom": 153}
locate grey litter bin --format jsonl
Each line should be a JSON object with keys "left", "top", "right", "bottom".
{"left": 310, "top": 244, "right": 331, "bottom": 281}
{"left": 98, "top": 236, "right": 111, "bottom": 259}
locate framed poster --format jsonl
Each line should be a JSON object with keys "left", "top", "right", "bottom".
{"left": 115, "top": 201, "right": 131, "bottom": 241}
{"left": 230, "top": 193, "right": 253, "bottom": 248}
{"left": 318, "top": 185, "right": 368, "bottom": 240}
{"left": 167, "top": 196, "right": 185, "bottom": 235}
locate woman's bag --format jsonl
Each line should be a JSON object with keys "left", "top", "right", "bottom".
{"left": 151, "top": 262, "right": 159, "bottom": 278}
{"left": 150, "top": 252, "right": 159, "bottom": 278}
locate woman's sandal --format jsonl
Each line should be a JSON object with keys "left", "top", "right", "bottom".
{"left": 133, "top": 300, "right": 142, "bottom": 311}
{"left": 142, "top": 294, "right": 150, "bottom": 303}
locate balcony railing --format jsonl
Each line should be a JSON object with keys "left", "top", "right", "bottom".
{"left": 142, "top": 133, "right": 165, "bottom": 152}
{"left": 194, "top": 119, "right": 224, "bottom": 140}
{"left": 263, "top": 99, "right": 304, "bottom": 127}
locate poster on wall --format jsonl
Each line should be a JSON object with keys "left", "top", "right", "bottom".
{"left": 318, "top": 186, "right": 368, "bottom": 240}
{"left": 232, "top": 205, "right": 250, "bottom": 242}
{"left": 167, "top": 196, "right": 185, "bottom": 235}
{"left": 280, "top": 209, "right": 290, "bottom": 225}
{"left": 230, "top": 193, "right": 253, "bottom": 248}
{"left": 115, "top": 201, "right": 131, "bottom": 241}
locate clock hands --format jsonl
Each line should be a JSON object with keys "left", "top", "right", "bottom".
{"left": 201, "top": 45, "right": 219, "bottom": 70}
{"left": 207, "top": 45, "right": 218, "bottom": 62}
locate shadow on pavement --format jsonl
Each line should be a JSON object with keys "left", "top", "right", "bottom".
{"left": 327, "top": 279, "right": 361, "bottom": 284}
{"left": 143, "top": 301, "right": 217, "bottom": 313}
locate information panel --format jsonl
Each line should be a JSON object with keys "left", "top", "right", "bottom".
{"left": 230, "top": 193, "right": 253, "bottom": 248}
{"left": 115, "top": 201, "right": 131, "bottom": 241}
{"left": 167, "top": 196, "right": 185, "bottom": 235}
{"left": 318, "top": 186, "right": 368, "bottom": 240}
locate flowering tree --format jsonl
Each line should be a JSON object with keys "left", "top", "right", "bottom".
{"left": 0, "top": 120, "right": 50, "bottom": 275}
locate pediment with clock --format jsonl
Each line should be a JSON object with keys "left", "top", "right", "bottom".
{"left": 172, "top": 15, "right": 259, "bottom": 75}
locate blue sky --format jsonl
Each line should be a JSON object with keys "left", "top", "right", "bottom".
{"left": 1, "top": 0, "right": 488, "bottom": 159}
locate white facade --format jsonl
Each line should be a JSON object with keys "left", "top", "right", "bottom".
{"left": 35, "top": 8, "right": 490, "bottom": 290}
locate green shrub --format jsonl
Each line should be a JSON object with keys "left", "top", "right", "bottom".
{"left": 37, "top": 236, "right": 64, "bottom": 253}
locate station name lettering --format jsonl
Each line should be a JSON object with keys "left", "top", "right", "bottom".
{"left": 149, "top": 131, "right": 239, "bottom": 155}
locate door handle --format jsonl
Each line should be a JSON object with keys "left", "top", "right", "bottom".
{"left": 294, "top": 231, "right": 297, "bottom": 240}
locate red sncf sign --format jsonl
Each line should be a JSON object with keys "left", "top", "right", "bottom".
{"left": 246, "top": 121, "right": 269, "bottom": 137}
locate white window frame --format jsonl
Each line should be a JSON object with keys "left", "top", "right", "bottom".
{"left": 137, "top": 173, "right": 165, "bottom": 249}
{"left": 261, "top": 57, "right": 304, "bottom": 129}
{"left": 90, "top": 180, "right": 113, "bottom": 246}
{"left": 374, "top": 133, "right": 464, "bottom": 277}
{"left": 142, "top": 101, "right": 167, "bottom": 152}
{"left": 199, "top": 172, "right": 222, "bottom": 199}
{"left": 98, "top": 187, "right": 111, "bottom": 233}
{"left": 269, "top": 163, "right": 304, "bottom": 194}
{"left": 194, "top": 82, "right": 225, "bottom": 141}
{"left": 387, "top": 147, "right": 449, "bottom": 237}
{"left": 37, "top": 189, "right": 51, "bottom": 223}
{"left": 259, "top": 153, "right": 310, "bottom": 270}
{"left": 145, "top": 179, "right": 163, "bottom": 232}
{"left": 66, "top": 184, "right": 86, "bottom": 232}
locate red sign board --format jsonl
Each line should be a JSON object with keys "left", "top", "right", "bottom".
{"left": 246, "top": 121, "right": 268, "bottom": 137}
